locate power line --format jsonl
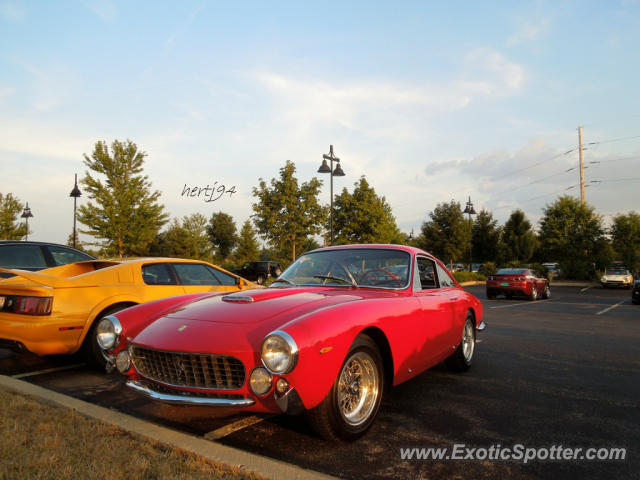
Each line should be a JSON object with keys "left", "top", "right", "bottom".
{"left": 589, "top": 177, "right": 640, "bottom": 184}
{"left": 489, "top": 165, "right": 579, "bottom": 197}
{"left": 586, "top": 155, "right": 640, "bottom": 166}
{"left": 586, "top": 134, "right": 640, "bottom": 146}
{"left": 490, "top": 149, "right": 576, "bottom": 182}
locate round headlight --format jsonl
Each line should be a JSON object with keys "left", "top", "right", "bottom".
{"left": 261, "top": 331, "right": 298, "bottom": 374}
{"left": 116, "top": 350, "right": 131, "bottom": 373}
{"left": 96, "top": 316, "right": 122, "bottom": 350}
{"left": 249, "top": 367, "right": 272, "bottom": 396}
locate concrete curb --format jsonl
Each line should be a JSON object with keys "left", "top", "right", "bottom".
{"left": 0, "top": 375, "right": 337, "bottom": 480}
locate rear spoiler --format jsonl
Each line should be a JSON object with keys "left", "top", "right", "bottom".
{"left": 0, "top": 268, "right": 78, "bottom": 288}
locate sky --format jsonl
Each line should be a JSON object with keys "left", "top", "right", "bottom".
{"left": 1, "top": 0, "right": 639, "bottom": 245}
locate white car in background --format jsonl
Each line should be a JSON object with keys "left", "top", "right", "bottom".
{"left": 600, "top": 267, "right": 634, "bottom": 288}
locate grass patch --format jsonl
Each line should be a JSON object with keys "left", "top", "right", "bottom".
{"left": 0, "top": 388, "right": 265, "bottom": 480}
{"left": 453, "top": 271, "right": 486, "bottom": 283}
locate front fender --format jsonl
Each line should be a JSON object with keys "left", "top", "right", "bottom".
{"left": 278, "top": 296, "right": 416, "bottom": 410}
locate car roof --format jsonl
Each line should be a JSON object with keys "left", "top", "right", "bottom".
{"left": 307, "top": 244, "right": 430, "bottom": 257}
{"left": 0, "top": 241, "right": 96, "bottom": 257}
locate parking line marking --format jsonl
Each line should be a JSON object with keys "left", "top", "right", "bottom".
{"left": 580, "top": 286, "right": 595, "bottom": 293}
{"left": 596, "top": 301, "right": 624, "bottom": 316}
{"left": 204, "top": 415, "right": 267, "bottom": 440}
{"left": 11, "top": 363, "right": 86, "bottom": 379}
{"left": 490, "top": 300, "right": 551, "bottom": 309}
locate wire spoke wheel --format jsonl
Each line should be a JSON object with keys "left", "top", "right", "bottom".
{"left": 462, "top": 320, "right": 475, "bottom": 362}
{"left": 337, "top": 351, "right": 380, "bottom": 427}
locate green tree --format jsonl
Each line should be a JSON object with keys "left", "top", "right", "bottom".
{"left": 252, "top": 160, "right": 327, "bottom": 261}
{"left": 182, "top": 213, "right": 211, "bottom": 260}
{"left": 77, "top": 140, "right": 168, "bottom": 257}
{"left": 610, "top": 211, "right": 640, "bottom": 272}
{"left": 207, "top": 212, "right": 237, "bottom": 261}
{"left": 419, "top": 201, "right": 471, "bottom": 265}
{"left": 472, "top": 209, "right": 500, "bottom": 263}
{"left": 331, "top": 176, "right": 404, "bottom": 245}
{"left": 501, "top": 209, "right": 537, "bottom": 263}
{"left": 234, "top": 220, "right": 260, "bottom": 265}
{"left": 148, "top": 219, "right": 189, "bottom": 258}
{"left": 0, "top": 193, "right": 27, "bottom": 240}
{"left": 537, "top": 196, "right": 608, "bottom": 278}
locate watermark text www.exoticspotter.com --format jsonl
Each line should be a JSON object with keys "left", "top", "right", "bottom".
{"left": 181, "top": 183, "right": 237, "bottom": 202}
{"left": 399, "top": 444, "right": 627, "bottom": 464}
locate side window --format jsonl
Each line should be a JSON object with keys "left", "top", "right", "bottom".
{"left": 416, "top": 257, "right": 437, "bottom": 290}
{"left": 206, "top": 266, "right": 237, "bottom": 286}
{"left": 0, "top": 245, "right": 47, "bottom": 269}
{"left": 173, "top": 263, "right": 221, "bottom": 285}
{"left": 142, "top": 263, "right": 176, "bottom": 285}
{"left": 48, "top": 246, "right": 93, "bottom": 266}
{"left": 436, "top": 263, "right": 456, "bottom": 288}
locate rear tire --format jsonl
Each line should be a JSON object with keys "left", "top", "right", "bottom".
{"left": 486, "top": 289, "right": 496, "bottom": 300}
{"left": 529, "top": 285, "right": 538, "bottom": 301}
{"left": 307, "top": 335, "right": 383, "bottom": 441}
{"left": 445, "top": 313, "right": 476, "bottom": 372}
{"left": 542, "top": 283, "right": 550, "bottom": 299}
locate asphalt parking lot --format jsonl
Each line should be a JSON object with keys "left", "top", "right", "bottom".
{"left": 1, "top": 285, "right": 638, "bottom": 480}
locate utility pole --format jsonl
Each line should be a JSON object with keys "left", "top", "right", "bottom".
{"left": 578, "top": 126, "right": 585, "bottom": 204}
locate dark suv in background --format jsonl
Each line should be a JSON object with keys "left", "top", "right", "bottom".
{"left": 0, "top": 241, "right": 95, "bottom": 278}
{"left": 233, "top": 261, "right": 282, "bottom": 285}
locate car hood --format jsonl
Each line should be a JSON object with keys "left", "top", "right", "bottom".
{"left": 602, "top": 274, "right": 631, "bottom": 280}
{"left": 129, "top": 286, "right": 388, "bottom": 353}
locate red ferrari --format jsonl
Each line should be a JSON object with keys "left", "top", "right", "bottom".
{"left": 99, "top": 245, "right": 485, "bottom": 441}
{"left": 486, "top": 268, "right": 550, "bottom": 301}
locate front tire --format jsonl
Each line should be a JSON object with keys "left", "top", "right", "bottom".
{"left": 486, "top": 289, "right": 496, "bottom": 300}
{"left": 445, "top": 314, "right": 476, "bottom": 372}
{"left": 307, "top": 335, "right": 384, "bottom": 441}
{"left": 83, "top": 305, "right": 132, "bottom": 369}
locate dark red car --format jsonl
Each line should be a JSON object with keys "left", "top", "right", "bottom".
{"left": 486, "top": 268, "right": 550, "bottom": 301}
{"left": 98, "top": 245, "right": 485, "bottom": 441}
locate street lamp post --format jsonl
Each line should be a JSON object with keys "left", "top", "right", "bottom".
{"left": 463, "top": 196, "right": 476, "bottom": 270}
{"left": 317, "top": 145, "right": 345, "bottom": 246}
{"left": 21, "top": 203, "right": 33, "bottom": 241}
{"left": 69, "top": 174, "right": 82, "bottom": 248}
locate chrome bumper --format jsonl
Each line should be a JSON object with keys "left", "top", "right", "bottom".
{"left": 477, "top": 321, "right": 487, "bottom": 332}
{"left": 126, "top": 380, "right": 255, "bottom": 407}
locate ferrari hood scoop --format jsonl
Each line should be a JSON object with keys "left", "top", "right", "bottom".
{"left": 222, "top": 295, "right": 254, "bottom": 303}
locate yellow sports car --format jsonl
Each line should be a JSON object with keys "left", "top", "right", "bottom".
{"left": 0, "top": 258, "right": 259, "bottom": 366}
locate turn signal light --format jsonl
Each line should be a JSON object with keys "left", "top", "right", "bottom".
{"left": 0, "top": 295, "right": 53, "bottom": 315}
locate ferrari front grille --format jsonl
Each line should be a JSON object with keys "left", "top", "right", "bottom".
{"left": 130, "top": 346, "right": 245, "bottom": 390}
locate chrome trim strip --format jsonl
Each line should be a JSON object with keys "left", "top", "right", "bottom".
{"left": 477, "top": 321, "right": 487, "bottom": 332}
{"left": 126, "top": 380, "right": 255, "bottom": 407}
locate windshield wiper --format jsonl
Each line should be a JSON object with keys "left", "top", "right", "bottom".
{"left": 313, "top": 275, "right": 358, "bottom": 287}
{"left": 271, "top": 277, "right": 295, "bottom": 285}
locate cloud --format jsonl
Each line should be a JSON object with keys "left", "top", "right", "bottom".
{"left": 0, "top": 2, "right": 25, "bottom": 21}
{"left": 84, "top": 0, "right": 117, "bottom": 22}
{"left": 254, "top": 48, "right": 525, "bottom": 142}
{"left": 506, "top": 18, "right": 551, "bottom": 46}
{"left": 459, "top": 48, "right": 525, "bottom": 94}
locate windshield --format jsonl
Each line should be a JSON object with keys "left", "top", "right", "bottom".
{"left": 497, "top": 268, "right": 529, "bottom": 275}
{"left": 275, "top": 248, "right": 412, "bottom": 289}
{"left": 606, "top": 269, "right": 627, "bottom": 275}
